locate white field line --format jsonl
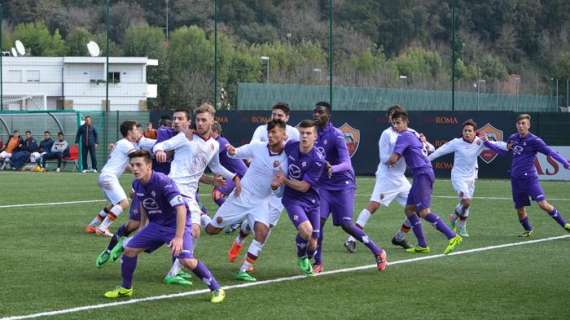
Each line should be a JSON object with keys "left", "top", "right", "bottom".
{"left": 2, "top": 234, "right": 569, "bottom": 320}
{"left": 2, "top": 194, "right": 570, "bottom": 209}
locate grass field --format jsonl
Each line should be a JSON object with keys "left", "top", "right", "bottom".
{"left": 1, "top": 172, "right": 570, "bottom": 320}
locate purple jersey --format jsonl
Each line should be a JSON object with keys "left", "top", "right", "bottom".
{"left": 393, "top": 129, "right": 433, "bottom": 176}
{"left": 283, "top": 141, "right": 326, "bottom": 204}
{"left": 153, "top": 127, "right": 176, "bottom": 174}
{"left": 217, "top": 136, "right": 248, "bottom": 178}
{"left": 316, "top": 122, "right": 355, "bottom": 190}
{"left": 507, "top": 133, "right": 569, "bottom": 179}
{"left": 132, "top": 171, "right": 187, "bottom": 227}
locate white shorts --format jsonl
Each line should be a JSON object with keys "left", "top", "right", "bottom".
{"left": 0, "top": 151, "right": 12, "bottom": 159}
{"left": 267, "top": 195, "right": 284, "bottom": 226}
{"left": 451, "top": 176, "right": 476, "bottom": 199}
{"left": 370, "top": 176, "right": 411, "bottom": 207}
{"left": 210, "top": 192, "right": 271, "bottom": 229}
{"left": 98, "top": 173, "right": 127, "bottom": 205}
{"left": 30, "top": 152, "right": 44, "bottom": 163}
{"left": 182, "top": 195, "right": 202, "bottom": 225}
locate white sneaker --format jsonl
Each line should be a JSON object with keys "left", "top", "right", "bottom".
{"left": 92, "top": 169, "right": 98, "bottom": 173}
{"left": 82, "top": 169, "right": 88, "bottom": 174}
{"left": 95, "top": 227, "right": 113, "bottom": 237}
{"left": 56, "top": 168, "right": 61, "bottom": 173}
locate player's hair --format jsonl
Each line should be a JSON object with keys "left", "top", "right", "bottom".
{"left": 267, "top": 119, "right": 287, "bottom": 131}
{"left": 516, "top": 114, "right": 531, "bottom": 122}
{"left": 57, "top": 131, "right": 64, "bottom": 136}
{"left": 159, "top": 118, "right": 172, "bottom": 127}
{"left": 84, "top": 115, "right": 91, "bottom": 119}
{"left": 391, "top": 110, "right": 409, "bottom": 121}
{"left": 462, "top": 119, "right": 477, "bottom": 130}
{"left": 212, "top": 121, "right": 223, "bottom": 134}
{"left": 298, "top": 119, "right": 317, "bottom": 129}
{"left": 173, "top": 109, "right": 191, "bottom": 121}
{"left": 315, "top": 101, "right": 332, "bottom": 112}
{"left": 272, "top": 102, "right": 290, "bottom": 115}
{"left": 120, "top": 120, "right": 138, "bottom": 137}
{"left": 25, "top": 130, "right": 31, "bottom": 134}
{"left": 195, "top": 103, "right": 216, "bottom": 116}
{"left": 128, "top": 149, "right": 152, "bottom": 163}
{"left": 387, "top": 104, "right": 405, "bottom": 118}
{"left": 44, "top": 130, "right": 50, "bottom": 134}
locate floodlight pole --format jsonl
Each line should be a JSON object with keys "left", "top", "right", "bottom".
{"left": 328, "top": 0, "right": 333, "bottom": 108}
{"left": 214, "top": 0, "right": 218, "bottom": 109}
{"left": 105, "top": 0, "right": 110, "bottom": 112}
{"left": 451, "top": 0, "right": 457, "bottom": 112}
{"left": 165, "top": 0, "right": 170, "bottom": 41}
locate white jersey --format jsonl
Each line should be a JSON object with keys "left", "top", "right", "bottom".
{"left": 229, "top": 142, "right": 287, "bottom": 203}
{"left": 376, "top": 127, "right": 407, "bottom": 180}
{"left": 251, "top": 124, "right": 300, "bottom": 143}
{"left": 101, "top": 138, "right": 137, "bottom": 177}
{"left": 153, "top": 132, "right": 235, "bottom": 196}
{"left": 428, "top": 137, "right": 487, "bottom": 179}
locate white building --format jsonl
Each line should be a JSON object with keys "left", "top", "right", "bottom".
{"left": 1, "top": 56, "right": 158, "bottom": 111}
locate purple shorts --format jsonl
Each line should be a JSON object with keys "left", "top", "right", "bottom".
{"left": 126, "top": 222, "right": 194, "bottom": 259}
{"left": 511, "top": 177, "right": 546, "bottom": 209}
{"left": 285, "top": 200, "right": 321, "bottom": 238}
{"left": 320, "top": 188, "right": 355, "bottom": 226}
{"left": 128, "top": 197, "right": 141, "bottom": 221}
{"left": 407, "top": 171, "right": 435, "bottom": 212}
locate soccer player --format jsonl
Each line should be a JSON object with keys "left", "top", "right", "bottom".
{"left": 274, "top": 120, "right": 330, "bottom": 275}
{"left": 427, "top": 119, "right": 488, "bottom": 237}
{"left": 386, "top": 110, "right": 463, "bottom": 254}
{"left": 227, "top": 102, "right": 299, "bottom": 262}
{"left": 344, "top": 105, "right": 416, "bottom": 253}
{"left": 205, "top": 119, "right": 288, "bottom": 282}
{"left": 482, "top": 114, "right": 570, "bottom": 237}
{"left": 103, "top": 150, "right": 225, "bottom": 303}
{"left": 313, "top": 101, "right": 387, "bottom": 273}
{"left": 85, "top": 121, "right": 144, "bottom": 236}
{"left": 154, "top": 104, "right": 240, "bottom": 280}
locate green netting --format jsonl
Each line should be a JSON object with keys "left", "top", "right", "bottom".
{"left": 237, "top": 83, "right": 557, "bottom": 112}
{"left": 0, "top": 111, "right": 80, "bottom": 142}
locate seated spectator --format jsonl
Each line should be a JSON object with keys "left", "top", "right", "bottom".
{"left": 0, "top": 130, "right": 24, "bottom": 170}
{"left": 32, "top": 131, "right": 54, "bottom": 165}
{"left": 40, "top": 132, "right": 69, "bottom": 172}
{"left": 143, "top": 122, "right": 157, "bottom": 139}
{"left": 11, "top": 130, "right": 38, "bottom": 170}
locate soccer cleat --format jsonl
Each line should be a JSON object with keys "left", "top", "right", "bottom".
{"left": 344, "top": 237, "right": 357, "bottom": 253}
{"left": 564, "top": 223, "right": 570, "bottom": 233}
{"left": 210, "top": 289, "right": 225, "bottom": 303}
{"left": 104, "top": 286, "right": 133, "bottom": 299}
{"left": 518, "top": 230, "right": 535, "bottom": 238}
{"left": 405, "top": 246, "right": 431, "bottom": 254}
{"left": 96, "top": 250, "right": 111, "bottom": 268}
{"left": 164, "top": 275, "right": 192, "bottom": 286}
{"left": 110, "top": 238, "right": 125, "bottom": 262}
{"left": 376, "top": 250, "right": 388, "bottom": 272}
{"left": 312, "top": 263, "right": 323, "bottom": 274}
{"left": 457, "top": 225, "right": 469, "bottom": 238}
{"left": 85, "top": 225, "right": 97, "bottom": 234}
{"left": 444, "top": 235, "right": 463, "bottom": 255}
{"left": 297, "top": 257, "right": 314, "bottom": 276}
{"left": 177, "top": 271, "right": 192, "bottom": 280}
{"left": 227, "top": 241, "right": 243, "bottom": 263}
{"left": 391, "top": 236, "right": 413, "bottom": 249}
{"left": 224, "top": 223, "right": 241, "bottom": 234}
{"left": 96, "top": 227, "right": 113, "bottom": 237}
{"left": 236, "top": 271, "right": 256, "bottom": 282}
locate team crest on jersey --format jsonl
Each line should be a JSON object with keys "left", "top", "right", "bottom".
{"left": 339, "top": 123, "right": 360, "bottom": 158}
{"left": 478, "top": 123, "right": 503, "bottom": 164}
{"left": 273, "top": 160, "right": 281, "bottom": 168}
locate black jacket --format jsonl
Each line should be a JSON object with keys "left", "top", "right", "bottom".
{"left": 75, "top": 124, "right": 98, "bottom": 146}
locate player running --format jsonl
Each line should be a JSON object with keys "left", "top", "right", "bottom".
{"left": 482, "top": 114, "right": 570, "bottom": 237}
{"left": 103, "top": 150, "right": 225, "bottom": 303}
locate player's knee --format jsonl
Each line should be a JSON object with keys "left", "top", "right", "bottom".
{"left": 462, "top": 199, "right": 471, "bottom": 208}
{"left": 181, "top": 258, "right": 198, "bottom": 270}
{"left": 205, "top": 224, "right": 220, "bottom": 235}
{"left": 298, "top": 223, "right": 313, "bottom": 239}
{"left": 538, "top": 201, "right": 552, "bottom": 212}
{"left": 368, "top": 201, "right": 380, "bottom": 213}
{"left": 254, "top": 223, "right": 269, "bottom": 242}
{"left": 123, "top": 247, "right": 138, "bottom": 257}
{"left": 118, "top": 199, "right": 129, "bottom": 209}
{"left": 126, "top": 220, "right": 139, "bottom": 232}
{"left": 418, "top": 208, "right": 430, "bottom": 218}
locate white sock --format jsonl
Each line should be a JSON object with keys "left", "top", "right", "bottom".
{"left": 454, "top": 203, "right": 464, "bottom": 216}
{"left": 98, "top": 205, "right": 123, "bottom": 230}
{"left": 235, "top": 233, "right": 244, "bottom": 245}
{"left": 356, "top": 209, "right": 372, "bottom": 228}
{"left": 167, "top": 258, "right": 183, "bottom": 277}
{"left": 240, "top": 240, "right": 264, "bottom": 272}
{"left": 89, "top": 209, "right": 107, "bottom": 226}
{"left": 200, "top": 214, "right": 211, "bottom": 228}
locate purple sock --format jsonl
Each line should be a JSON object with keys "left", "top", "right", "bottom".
{"left": 295, "top": 234, "right": 308, "bottom": 258}
{"left": 121, "top": 255, "right": 138, "bottom": 289}
{"left": 341, "top": 222, "right": 382, "bottom": 255}
{"left": 192, "top": 261, "right": 221, "bottom": 291}
{"left": 519, "top": 216, "right": 533, "bottom": 231}
{"left": 424, "top": 212, "right": 456, "bottom": 239}
{"left": 548, "top": 208, "right": 567, "bottom": 227}
{"left": 107, "top": 224, "right": 128, "bottom": 251}
{"left": 407, "top": 214, "right": 427, "bottom": 248}
{"left": 314, "top": 219, "right": 326, "bottom": 264}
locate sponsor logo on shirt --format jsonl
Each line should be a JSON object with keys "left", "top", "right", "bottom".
{"left": 339, "top": 123, "right": 360, "bottom": 158}
{"left": 288, "top": 164, "right": 302, "bottom": 179}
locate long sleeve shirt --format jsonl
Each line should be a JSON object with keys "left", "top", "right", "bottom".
{"left": 75, "top": 124, "right": 98, "bottom": 146}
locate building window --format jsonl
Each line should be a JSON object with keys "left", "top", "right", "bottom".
{"left": 8, "top": 70, "right": 22, "bottom": 82}
{"left": 108, "top": 72, "right": 120, "bottom": 84}
{"left": 26, "top": 70, "right": 40, "bottom": 83}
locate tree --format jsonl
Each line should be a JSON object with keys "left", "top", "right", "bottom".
{"left": 13, "top": 22, "right": 67, "bottom": 56}
{"left": 66, "top": 28, "right": 94, "bottom": 56}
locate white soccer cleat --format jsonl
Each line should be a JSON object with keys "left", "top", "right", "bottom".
{"left": 96, "top": 227, "right": 113, "bottom": 237}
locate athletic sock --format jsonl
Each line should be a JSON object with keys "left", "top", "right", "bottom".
{"left": 167, "top": 258, "right": 183, "bottom": 277}
{"left": 519, "top": 216, "right": 533, "bottom": 231}
{"left": 192, "top": 261, "right": 221, "bottom": 292}
{"left": 407, "top": 214, "right": 427, "bottom": 248}
{"left": 355, "top": 209, "right": 372, "bottom": 229}
{"left": 341, "top": 222, "right": 382, "bottom": 256}
{"left": 121, "top": 255, "right": 138, "bottom": 289}
{"left": 548, "top": 208, "right": 567, "bottom": 227}
{"left": 99, "top": 205, "right": 123, "bottom": 230}
{"left": 424, "top": 212, "right": 456, "bottom": 239}
{"left": 240, "top": 240, "right": 264, "bottom": 272}
{"left": 296, "top": 234, "right": 309, "bottom": 258}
